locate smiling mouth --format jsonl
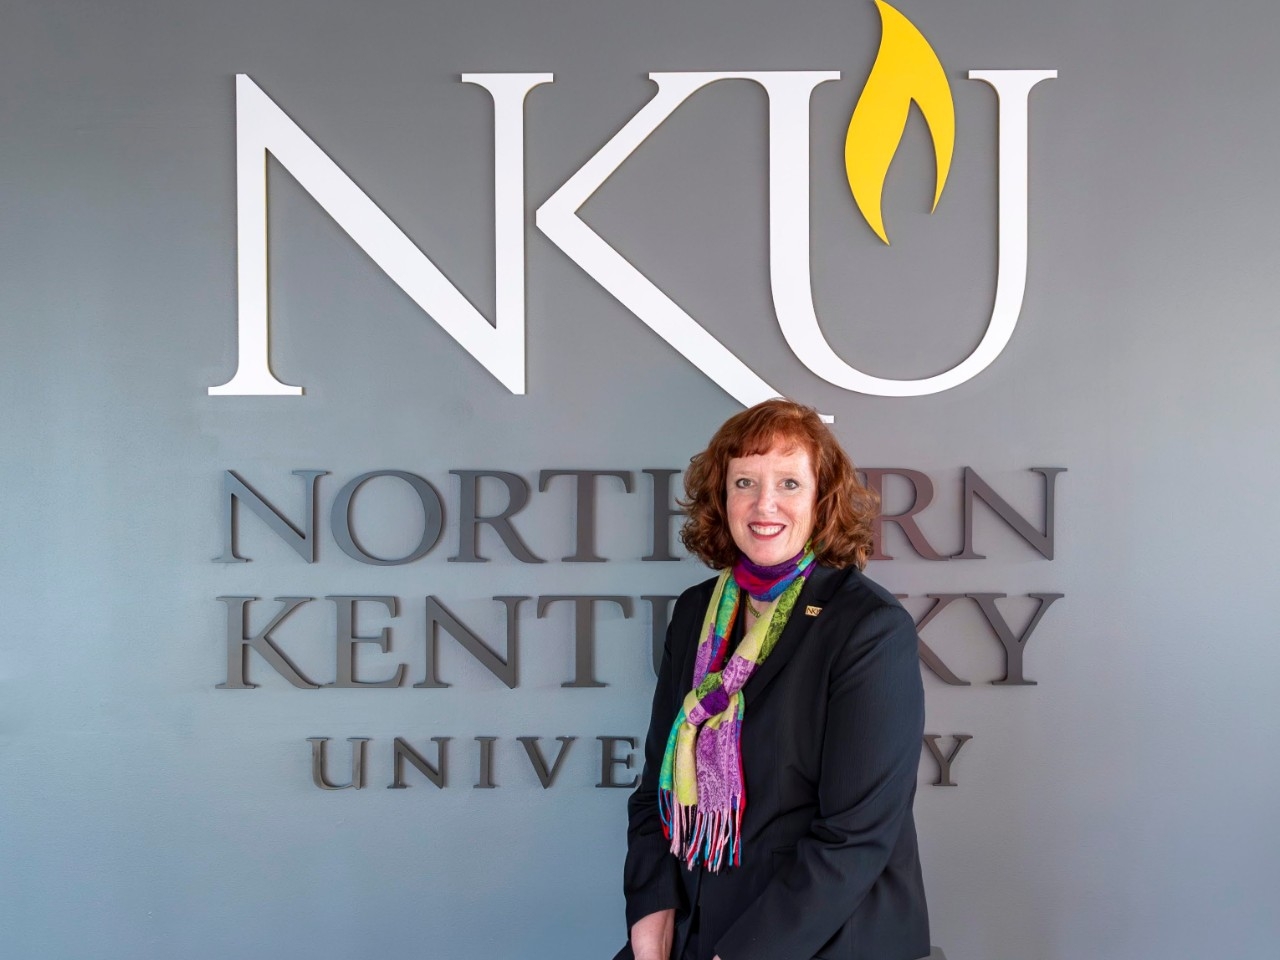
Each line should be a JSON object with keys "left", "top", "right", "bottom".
{"left": 748, "top": 523, "right": 785, "bottom": 537}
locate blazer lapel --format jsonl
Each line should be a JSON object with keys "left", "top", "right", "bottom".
{"left": 741, "top": 565, "right": 849, "bottom": 704}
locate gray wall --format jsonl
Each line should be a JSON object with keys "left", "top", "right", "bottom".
{"left": 2, "top": 1, "right": 1277, "bottom": 958}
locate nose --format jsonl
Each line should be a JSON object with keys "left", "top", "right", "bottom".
{"left": 756, "top": 487, "right": 779, "bottom": 513}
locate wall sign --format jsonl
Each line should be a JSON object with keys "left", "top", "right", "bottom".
{"left": 214, "top": 463, "right": 1065, "bottom": 791}
{"left": 208, "top": 1, "right": 1057, "bottom": 407}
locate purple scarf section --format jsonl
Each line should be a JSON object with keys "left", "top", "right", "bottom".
{"left": 733, "top": 548, "right": 811, "bottom": 602}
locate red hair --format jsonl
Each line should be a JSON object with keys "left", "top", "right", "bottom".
{"left": 680, "top": 398, "right": 879, "bottom": 570}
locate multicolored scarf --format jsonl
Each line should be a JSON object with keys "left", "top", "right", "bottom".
{"left": 658, "top": 548, "right": 816, "bottom": 871}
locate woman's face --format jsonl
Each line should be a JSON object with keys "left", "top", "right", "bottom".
{"left": 725, "top": 442, "right": 818, "bottom": 567}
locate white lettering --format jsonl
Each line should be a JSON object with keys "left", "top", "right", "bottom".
{"left": 210, "top": 73, "right": 551, "bottom": 396}
{"left": 769, "top": 69, "right": 1056, "bottom": 396}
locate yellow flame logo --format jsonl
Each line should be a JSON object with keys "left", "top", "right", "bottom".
{"left": 845, "top": 0, "right": 955, "bottom": 244}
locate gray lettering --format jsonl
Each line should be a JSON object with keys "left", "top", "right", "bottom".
{"left": 330, "top": 470, "right": 444, "bottom": 565}
{"left": 596, "top": 736, "right": 639, "bottom": 788}
{"left": 897, "top": 593, "right": 971, "bottom": 686}
{"left": 388, "top": 737, "right": 450, "bottom": 789}
{"left": 215, "top": 469, "right": 326, "bottom": 563}
{"left": 328, "top": 595, "right": 405, "bottom": 688}
{"left": 640, "top": 595, "right": 678, "bottom": 677}
{"left": 517, "top": 736, "right": 576, "bottom": 788}
{"left": 956, "top": 467, "right": 1065, "bottom": 560}
{"left": 217, "top": 596, "right": 318, "bottom": 689}
{"left": 449, "top": 470, "right": 544, "bottom": 563}
{"left": 538, "top": 469, "right": 633, "bottom": 562}
{"left": 416, "top": 596, "right": 527, "bottom": 689}
{"left": 641, "top": 469, "right": 684, "bottom": 562}
{"left": 969, "top": 592, "right": 1063, "bottom": 685}
{"left": 863, "top": 468, "right": 948, "bottom": 561}
{"left": 537, "top": 595, "right": 634, "bottom": 688}
{"left": 923, "top": 734, "right": 972, "bottom": 787}
{"left": 474, "top": 736, "right": 498, "bottom": 789}
{"left": 308, "top": 737, "right": 369, "bottom": 790}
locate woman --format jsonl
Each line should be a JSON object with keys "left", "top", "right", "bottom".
{"left": 619, "top": 399, "right": 930, "bottom": 960}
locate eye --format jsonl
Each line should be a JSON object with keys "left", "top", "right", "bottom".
{"left": 733, "top": 477, "right": 753, "bottom": 489}
{"left": 781, "top": 478, "right": 800, "bottom": 490}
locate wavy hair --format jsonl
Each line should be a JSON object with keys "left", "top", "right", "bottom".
{"left": 679, "top": 398, "right": 879, "bottom": 570}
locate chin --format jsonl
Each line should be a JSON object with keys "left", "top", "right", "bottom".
{"left": 743, "top": 542, "right": 801, "bottom": 567}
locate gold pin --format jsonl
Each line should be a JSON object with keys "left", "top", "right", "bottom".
{"left": 805, "top": 605, "right": 822, "bottom": 617}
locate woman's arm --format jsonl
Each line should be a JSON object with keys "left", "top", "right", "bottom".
{"left": 630, "top": 908, "right": 676, "bottom": 960}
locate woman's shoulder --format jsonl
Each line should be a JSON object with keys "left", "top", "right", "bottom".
{"left": 817, "top": 565, "right": 914, "bottom": 634}
{"left": 673, "top": 571, "right": 722, "bottom": 613}
{"left": 828, "top": 565, "right": 904, "bottom": 608}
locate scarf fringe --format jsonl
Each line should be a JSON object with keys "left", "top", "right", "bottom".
{"left": 658, "top": 793, "right": 746, "bottom": 872}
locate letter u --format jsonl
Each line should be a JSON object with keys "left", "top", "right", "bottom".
{"left": 766, "top": 69, "right": 1056, "bottom": 397}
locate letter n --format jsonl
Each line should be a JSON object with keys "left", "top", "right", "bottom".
{"left": 956, "top": 467, "right": 1065, "bottom": 560}
{"left": 209, "top": 73, "right": 551, "bottom": 396}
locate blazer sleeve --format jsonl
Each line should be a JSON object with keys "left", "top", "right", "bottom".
{"left": 621, "top": 589, "right": 693, "bottom": 930}
{"left": 715, "top": 601, "right": 925, "bottom": 960}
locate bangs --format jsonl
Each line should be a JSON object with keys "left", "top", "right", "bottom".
{"left": 726, "top": 427, "right": 806, "bottom": 461}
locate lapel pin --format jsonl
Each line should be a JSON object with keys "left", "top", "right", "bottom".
{"left": 805, "top": 605, "right": 822, "bottom": 617}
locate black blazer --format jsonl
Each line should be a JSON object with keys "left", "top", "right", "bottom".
{"left": 618, "top": 565, "right": 929, "bottom": 960}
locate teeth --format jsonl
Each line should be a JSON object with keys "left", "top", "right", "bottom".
{"left": 749, "top": 524, "right": 783, "bottom": 536}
